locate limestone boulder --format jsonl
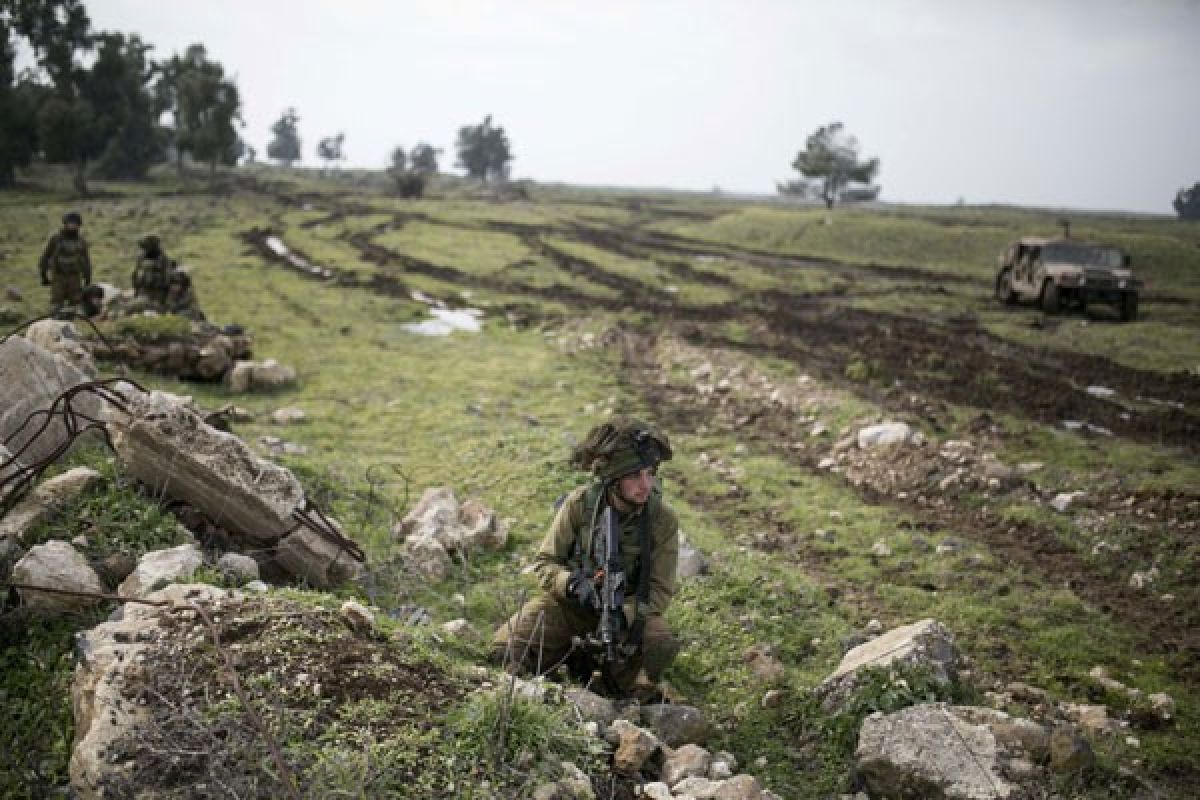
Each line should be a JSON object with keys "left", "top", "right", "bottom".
{"left": 662, "top": 743, "right": 712, "bottom": 786}
{"left": 640, "top": 704, "right": 711, "bottom": 747}
{"left": 564, "top": 687, "right": 617, "bottom": 726}
{"left": 857, "top": 422, "right": 914, "bottom": 449}
{"left": 0, "top": 335, "right": 104, "bottom": 467}
{"left": 393, "top": 487, "right": 507, "bottom": 582}
{"left": 70, "top": 584, "right": 226, "bottom": 800}
{"left": 193, "top": 335, "right": 234, "bottom": 380}
{"left": 118, "top": 544, "right": 204, "bottom": 598}
{"left": 275, "top": 523, "right": 367, "bottom": 589}
{"left": 106, "top": 388, "right": 304, "bottom": 541}
{"left": 23, "top": 319, "right": 97, "bottom": 377}
{"left": 12, "top": 540, "right": 105, "bottom": 611}
{"left": 609, "top": 719, "right": 662, "bottom": 774}
{"left": 819, "top": 619, "right": 958, "bottom": 711}
{"left": 402, "top": 535, "right": 454, "bottom": 581}
{"left": 226, "top": 359, "right": 297, "bottom": 394}
{"left": 855, "top": 703, "right": 1076, "bottom": 800}
{"left": 0, "top": 466, "right": 103, "bottom": 544}
{"left": 217, "top": 552, "right": 260, "bottom": 585}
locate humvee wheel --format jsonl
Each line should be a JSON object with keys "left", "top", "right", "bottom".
{"left": 995, "top": 270, "right": 1017, "bottom": 305}
{"left": 1041, "top": 281, "right": 1061, "bottom": 314}
{"left": 1119, "top": 292, "right": 1139, "bottom": 322}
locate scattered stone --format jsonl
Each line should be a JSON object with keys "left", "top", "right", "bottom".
{"left": 258, "top": 435, "right": 309, "bottom": 456}
{"left": 216, "top": 552, "right": 259, "bottom": 585}
{"left": 1128, "top": 566, "right": 1159, "bottom": 590}
{"left": 1017, "top": 462, "right": 1043, "bottom": 474}
{"left": 864, "top": 619, "right": 884, "bottom": 635}
{"left": 1064, "top": 703, "right": 1118, "bottom": 736}
{"left": 1050, "top": 491, "right": 1085, "bottom": 513}
{"left": 0, "top": 466, "right": 103, "bottom": 544}
{"left": 611, "top": 720, "right": 661, "bottom": 774}
{"left": 339, "top": 600, "right": 375, "bottom": 632}
{"left": 870, "top": 539, "right": 892, "bottom": 557}
{"left": 392, "top": 487, "right": 507, "bottom": 582}
{"left": 819, "top": 619, "right": 958, "bottom": 711}
{"left": 243, "top": 580, "right": 269, "bottom": 593}
{"left": 1048, "top": 727, "right": 1095, "bottom": 772}
{"left": 638, "top": 783, "right": 672, "bottom": 800}
{"left": 440, "top": 618, "right": 470, "bottom": 637}
{"left": 673, "top": 775, "right": 720, "bottom": 797}
{"left": 5, "top": 285, "right": 23, "bottom": 302}
{"left": 226, "top": 358, "right": 297, "bottom": 394}
{"left": 761, "top": 689, "right": 785, "bottom": 709}
{"left": 662, "top": 743, "right": 712, "bottom": 786}
{"left": 857, "top": 422, "right": 914, "bottom": 449}
{"left": 708, "top": 751, "right": 737, "bottom": 780}
{"left": 677, "top": 532, "right": 710, "bottom": 579}
{"left": 118, "top": 544, "right": 204, "bottom": 598}
{"left": 817, "top": 456, "right": 837, "bottom": 470}
{"left": 743, "top": 643, "right": 786, "bottom": 684}
{"left": 641, "top": 704, "right": 711, "bottom": 747}
{"left": 12, "top": 540, "right": 105, "bottom": 612}
{"left": 402, "top": 535, "right": 454, "bottom": 581}
{"left": 565, "top": 687, "right": 617, "bottom": 726}
{"left": 1085, "top": 386, "right": 1116, "bottom": 399}
{"left": 1148, "top": 692, "right": 1175, "bottom": 724}
{"left": 713, "top": 774, "right": 765, "bottom": 800}
{"left": 269, "top": 407, "right": 307, "bottom": 425}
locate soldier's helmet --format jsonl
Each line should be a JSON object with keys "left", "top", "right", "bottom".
{"left": 571, "top": 416, "right": 672, "bottom": 482}
{"left": 62, "top": 211, "right": 83, "bottom": 226}
{"left": 138, "top": 234, "right": 161, "bottom": 251}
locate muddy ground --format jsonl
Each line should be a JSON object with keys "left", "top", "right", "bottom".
{"left": 245, "top": 184, "right": 1200, "bottom": 693}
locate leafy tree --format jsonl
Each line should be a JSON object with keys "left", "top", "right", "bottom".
{"left": 1174, "top": 182, "right": 1200, "bottom": 221}
{"left": 0, "top": 15, "right": 43, "bottom": 187}
{"left": 267, "top": 107, "right": 301, "bottom": 167}
{"left": 455, "top": 114, "right": 512, "bottom": 183}
{"left": 88, "top": 32, "right": 163, "bottom": 180}
{"left": 410, "top": 141, "right": 440, "bottom": 175}
{"left": 785, "top": 122, "right": 880, "bottom": 209}
{"left": 158, "top": 44, "right": 242, "bottom": 177}
{"left": 387, "top": 145, "right": 425, "bottom": 198}
{"left": 316, "top": 132, "right": 344, "bottom": 172}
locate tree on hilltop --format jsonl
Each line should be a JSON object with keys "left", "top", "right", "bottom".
{"left": 267, "top": 107, "right": 301, "bottom": 167}
{"left": 455, "top": 114, "right": 511, "bottom": 183}
{"left": 158, "top": 44, "right": 243, "bottom": 177}
{"left": 1174, "top": 182, "right": 1200, "bottom": 221}
{"left": 782, "top": 122, "right": 880, "bottom": 209}
{"left": 316, "top": 132, "right": 345, "bottom": 173}
{"left": 387, "top": 144, "right": 426, "bottom": 198}
{"left": 0, "top": 15, "right": 43, "bottom": 187}
{"left": 410, "top": 141, "right": 440, "bottom": 175}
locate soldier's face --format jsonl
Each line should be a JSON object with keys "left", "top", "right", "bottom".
{"left": 64, "top": 222, "right": 80, "bottom": 234}
{"left": 617, "top": 467, "right": 656, "bottom": 506}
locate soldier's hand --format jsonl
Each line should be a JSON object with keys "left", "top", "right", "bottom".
{"left": 567, "top": 568, "right": 600, "bottom": 610}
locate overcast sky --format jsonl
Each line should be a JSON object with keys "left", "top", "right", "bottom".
{"left": 83, "top": 0, "right": 1200, "bottom": 213}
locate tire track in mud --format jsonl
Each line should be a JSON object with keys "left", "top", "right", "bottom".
{"left": 611, "top": 330, "right": 1200, "bottom": 692}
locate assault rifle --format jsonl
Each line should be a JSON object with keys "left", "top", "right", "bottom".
{"left": 594, "top": 504, "right": 626, "bottom": 663}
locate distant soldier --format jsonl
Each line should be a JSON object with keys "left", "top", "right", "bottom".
{"left": 131, "top": 234, "right": 173, "bottom": 309}
{"left": 164, "top": 268, "right": 204, "bottom": 320}
{"left": 38, "top": 211, "right": 93, "bottom": 312}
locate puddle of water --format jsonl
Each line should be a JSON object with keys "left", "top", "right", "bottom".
{"left": 265, "top": 235, "right": 334, "bottom": 279}
{"left": 402, "top": 308, "right": 483, "bottom": 336}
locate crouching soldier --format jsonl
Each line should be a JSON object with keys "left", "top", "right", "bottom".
{"left": 38, "top": 211, "right": 93, "bottom": 312}
{"left": 164, "top": 268, "right": 204, "bottom": 320}
{"left": 492, "top": 417, "right": 681, "bottom": 697}
{"left": 131, "top": 234, "right": 172, "bottom": 309}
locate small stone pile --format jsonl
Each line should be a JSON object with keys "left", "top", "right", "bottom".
{"left": 392, "top": 487, "right": 510, "bottom": 581}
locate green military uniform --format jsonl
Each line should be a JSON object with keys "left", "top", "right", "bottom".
{"left": 132, "top": 235, "right": 172, "bottom": 308}
{"left": 492, "top": 419, "right": 681, "bottom": 693}
{"left": 38, "top": 221, "right": 93, "bottom": 311}
{"left": 164, "top": 269, "right": 203, "bottom": 320}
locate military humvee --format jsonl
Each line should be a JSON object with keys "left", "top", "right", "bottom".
{"left": 994, "top": 237, "right": 1141, "bottom": 321}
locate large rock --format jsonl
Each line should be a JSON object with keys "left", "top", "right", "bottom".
{"left": 0, "top": 335, "right": 104, "bottom": 467}
{"left": 70, "top": 584, "right": 227, "bottom": 800}
{"left": 217, "top": 552, "right": 260, "bottom": 585}
{"left": 609, "top": 719, "right": 661, "bottom": 774}
{"left": 662, "top": 743, "right": 712, "bottom": 786}
{"left": 106, "top": 389, "right": 304, "bottom": 541}
{"left": 12, "top": 540, "right": 105, "bottom": 611}
{"left": 640, "top": 704, "right": 711, "bottom": 747}
{"left": 393, "top": 487, "right": 507, "bottom": 582}
{"left": 855, "top": 704, "right": 1067, "bottom": 799}
{"left": 118, "top": 543, "right": 204, "bottom": 598}
{"left": 225, "top": 358, "right": 296, "bottom": 394}
{"left": 819, "top": 619, "right": 958, "bottom": 711}
{"left": 857, "top": 422, "right": 914, "bottom": 449}
{"left": 23, "top": 319, "right": 97, "bottom": 377}
{"left": 276, "top": 524, "right": 367, "bottom": 589}
{"left": 0, "top": 466, "right": 103, "bottom": 544}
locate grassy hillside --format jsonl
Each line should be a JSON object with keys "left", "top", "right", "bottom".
{"left": 2, "top": 165, "right": 1198, "bottom": 797}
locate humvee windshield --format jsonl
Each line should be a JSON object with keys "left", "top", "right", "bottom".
{"left": 1042, "top": 243, "right": 1125, "bottom": 269}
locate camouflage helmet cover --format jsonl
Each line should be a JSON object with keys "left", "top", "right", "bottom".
{"left": 62, "top": 211, "right": 83, "bottom": 226}
{"left": 138, "top": 234, "right": 161, "bottom": 250}
{"left": 571, "top": 416, "right": 672, "bottom": 482}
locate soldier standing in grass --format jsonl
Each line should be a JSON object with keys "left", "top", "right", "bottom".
{"left": 131, "top": 234, "right": 173, "bottom": 309}
{"left": 492, "top": 417, "right": 681, "bottom": 697}
{"left": 38, "top": 211, "right": 93, "bottom": 312}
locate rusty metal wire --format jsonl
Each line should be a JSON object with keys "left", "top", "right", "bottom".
{"left": 0, "top": 378, "right": 143, "bottom": 516}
